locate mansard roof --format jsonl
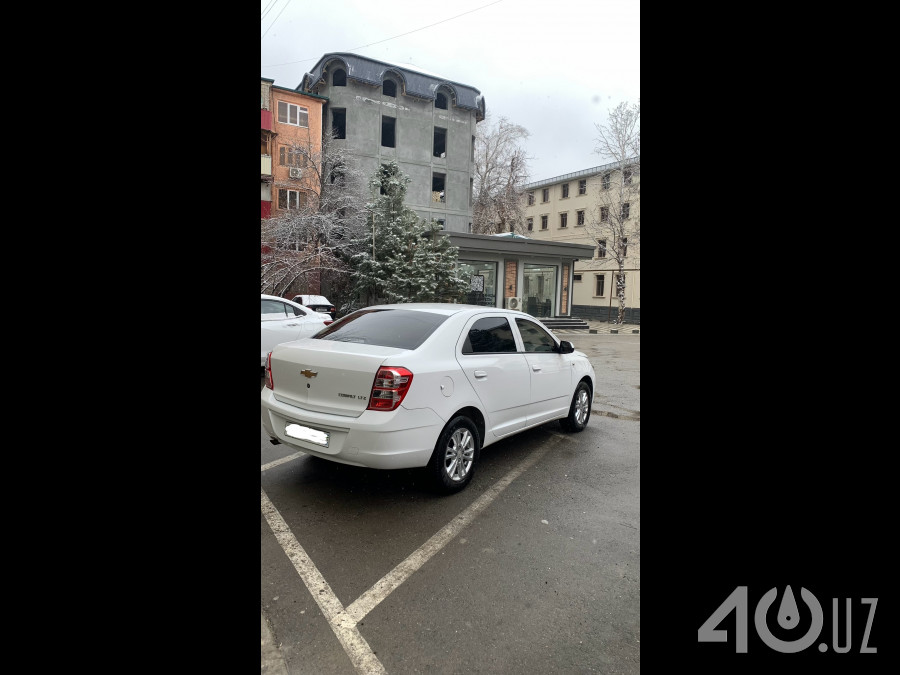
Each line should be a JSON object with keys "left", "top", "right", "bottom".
{"left": 299, "top": 52, "right": 485, "bottom": 121}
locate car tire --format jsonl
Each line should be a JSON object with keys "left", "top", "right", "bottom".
{"left": 560, "top": 381, "right": 591, "bottom": 432}
{"left": 428, "top": 416, "right": 480, "bottom": 494}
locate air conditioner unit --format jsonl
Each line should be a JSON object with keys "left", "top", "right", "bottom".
{"left": 289, "top": 167, "right": 302, "bottom": 178}
{"left": 505, "top": 296, "right": 523, "bottom": 310}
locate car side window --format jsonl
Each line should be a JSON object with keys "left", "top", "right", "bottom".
{"left": 261, "top": 299, "right": 287, "bottom": 317}
{"left": 288, "top": 304, "right": 306, "bottom": 317}
{"left": 515, "top": 318, "right": 557, "bottom": 353}
{"left": 462, "top": 317, "right": 517, "bottom": 354}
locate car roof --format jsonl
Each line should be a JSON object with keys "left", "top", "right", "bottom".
{"left": 293, "top": 294, "right": 331, "bottom": 303}
{"left": 362, "top": 303, "right": 527, "bottom": 317}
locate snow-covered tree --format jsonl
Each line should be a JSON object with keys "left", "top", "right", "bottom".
{"left": 260, "top": 132, "right": 369, "bottom": 310}
{"left": 350, "top": 162, "right": 469, "bottom": 306}
{"left": 582, "top": 101, "right": 640, "bottom": 324}
{"left": 472, "top": 113, "right": 531, "bottom": 235}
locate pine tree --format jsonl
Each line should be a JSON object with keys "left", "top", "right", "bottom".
{"left": 350, "top": 162, "right": 469, "bottom": 305}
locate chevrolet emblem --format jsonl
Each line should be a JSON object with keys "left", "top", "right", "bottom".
{"left": 300, "top": 369, "right": 318, "bottom": 378}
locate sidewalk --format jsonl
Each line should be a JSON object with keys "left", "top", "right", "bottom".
{"left": 552, "top": 320, "right": 641, "bottom": 335}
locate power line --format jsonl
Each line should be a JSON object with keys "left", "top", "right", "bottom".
{"left": 262, "top": 0, "right": 292, "bottom": 40}
{"left": 261, "top": 0, "right": 278, "bottom": 21}
{"left": 262, "top": 0, "right": 504, "bottom": 68}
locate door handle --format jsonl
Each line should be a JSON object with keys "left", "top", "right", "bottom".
{"left": 473, "top": 370, "right": 487, "bottom": 379}
{"left": 286, "top": 323, "right": 299, "bottom": 327}
{"left": 532, "top": 365, "right": 541, "bottom": 371}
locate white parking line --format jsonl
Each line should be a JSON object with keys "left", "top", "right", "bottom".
{"left": 343, "top": 439, "right": 556, "bottom": 623}
{"left": 261, "top": 436, "right": 559, "bottom": 674}
{"left": 261, "top": 451, "right": 305, "bottom": 472}
{"left": 261, "top": 488, "right": 387, "bottom": 674}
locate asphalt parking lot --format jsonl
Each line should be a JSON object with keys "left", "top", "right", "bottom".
{"left": 261, "top": 332, "right": 640, "bottom": 674}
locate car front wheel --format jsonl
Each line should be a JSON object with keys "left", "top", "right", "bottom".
{"left": 560, "top": 381, "right": 591, "bottom": 432}
{"left": 428, "top": 416, "right": 480, "bottom": 494}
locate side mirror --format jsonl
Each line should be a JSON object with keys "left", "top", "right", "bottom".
{"left": 557, "top": 340, "right": 575, "bottom": 354}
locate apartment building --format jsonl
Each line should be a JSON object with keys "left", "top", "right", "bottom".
{"left": 261, "top": 78, "right": 275, "bottom": 218}
{"left": 521, "top": 160, "right": 640, "bottom": 323}
{"left": 261, "top": 78, "right": 328, "bottom": 219}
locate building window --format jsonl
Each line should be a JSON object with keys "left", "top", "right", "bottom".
{"left": 576, "top": 210, "right": 585, "bottom": 226}
{"left": 559, "top": 213, "right": 568, "bottom": 228}
{"left": 561, "top": 183, "right": 569, "bottom": 198}
{"left": 597, "top": 239, "right": 607, "bottom": 258}
{"left": 333, "top": 69, "right": 346, "bottom": 86}
{"left": 331, "top": 108, "right": 346, "bottom": 139}
{"left": 579, "top": 179, "right": 587, "bottom": 195}
{"left": 277, "top": 101, "right": 308, "bottom": 128}
{"left": 279, "top": 146, "right": 303, "bottom": 166}
{"left": 622, "top": 237, "right": 628, "bottom": 257}
{"left": 383, "top": 79, "right": 396, "bottom": 97}
{"left": 624, "top": 170, "right": 633, "bottom": 185}
{"left": 527, "top": 191, "right": 534, "bottom": 206}
{"left": 621, "top": 202, "right": 630, "bottom": 219}
{"left": 595, "top": 275, "right": 605, "bottom": 296}
{"left": 527, "top": 217, "right": 533, "bottom": 231}
{"left": 573, "top": 274, "right": 582, "bottom": 282}
{"left": 542, "top": 188, "right": 549, "bottom": 202}
{"left": 432, "top": 172, "right": 446, "bottom": 203}
{"left": 436, "top": 219, "right": 445, "bottom": 229}
{"left": 433, "top": 127, "right": 447, "bottom": 157}
{"left": 278, "top": 189, "right": 307, "bottom": 210}
{"left": 381, "top": 115, "right": 396, "bottom": 147}
{"left": 379, "top": 164, "right": 390, "bottom": 195}
{"left": 600, "top": 206, "right": 609, "bottom": 223}
{"left": 435, "top": 92, "right": 448, "bottom": 109}
{"left": 541, "top": 215, "right": 548, "bottom": 230}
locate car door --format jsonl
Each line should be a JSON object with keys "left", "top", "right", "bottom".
{"left": 456, "top": 315, "right": 531, "bottom": 438}
{"left": 261, "top": 299, "right": 315, "bottom": 361}
{"left": 514, "top": 317, "right": 573, "bottom": 425}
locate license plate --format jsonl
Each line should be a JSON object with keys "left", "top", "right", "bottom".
{"left": 285, "top": 423, "right": 329, "bottom": 447}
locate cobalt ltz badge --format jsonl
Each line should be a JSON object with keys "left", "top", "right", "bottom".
{"left": 698, "top": 586, "right": 877, "bottom": 654}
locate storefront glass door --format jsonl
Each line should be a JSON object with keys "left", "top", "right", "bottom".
{"left": 523, "top": 264, "right": 557, "bottom": 317}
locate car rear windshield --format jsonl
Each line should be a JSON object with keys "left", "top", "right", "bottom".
{"left": 314, "top": 309, "right": 449, "bottom": 349}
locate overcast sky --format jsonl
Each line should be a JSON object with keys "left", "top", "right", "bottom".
{"left": 261, "top": 0, "right": 639, "bottom": 184}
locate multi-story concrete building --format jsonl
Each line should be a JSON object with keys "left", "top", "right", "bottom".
{"left": 521, "top": 160, "right": 640, "bottom": 323}
{"left": 298, "top": 53, "right": 484, "bottom": 233}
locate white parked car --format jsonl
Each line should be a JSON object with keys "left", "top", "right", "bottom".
{"left": 261, "top": 294, "right": 332, "bottom": 369}
{"left": 261, "top": 303, "right": 595, "bottom": 493}
{"left": 291, "top": 294, "right": 336, "bottom": 320}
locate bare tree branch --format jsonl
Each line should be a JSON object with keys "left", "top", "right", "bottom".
{"left": 582, "top": 101, "right": 640, "bottom": 324}
{"left": 472, "top": 113, "right": 532, "bottom": 235}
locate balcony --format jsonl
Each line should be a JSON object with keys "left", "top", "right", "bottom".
{"left": 261, "top": 109, "right": 274, "bottom": 131}
{"left": 261, "top": 155, "right": 272, "bottom": 176}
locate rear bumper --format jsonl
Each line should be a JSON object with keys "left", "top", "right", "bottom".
{"left": 260, "top": 388, "right": 443, "bottom": 469}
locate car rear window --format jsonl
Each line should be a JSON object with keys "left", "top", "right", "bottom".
{"left": 314, "top": 309, "right": 449, "bottom": 349}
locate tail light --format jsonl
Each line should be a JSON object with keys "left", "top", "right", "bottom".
{"left": 367, "top": 367, "right": 413, "bottom": 411}
{"left": 265, "top": 352, "right": 274, "bottom": 390}
{"left": 323, "top": 319, "right": 333, "bottom": 325}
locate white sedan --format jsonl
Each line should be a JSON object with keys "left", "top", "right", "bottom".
{"left": 261, "top": 294, "right": 332, "bottom": 369}
{"left": 261, "top": 303, "right": 595, "bottom": 493}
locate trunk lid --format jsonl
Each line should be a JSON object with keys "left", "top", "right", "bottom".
{"left": 270, "top": 338, "right": 408, "bottom": 417}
